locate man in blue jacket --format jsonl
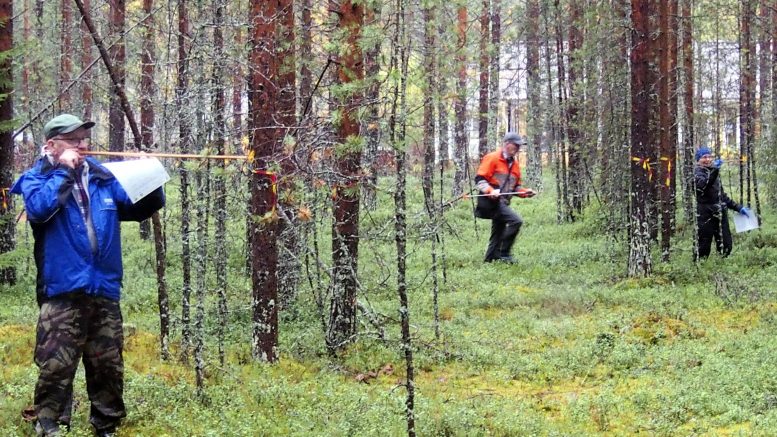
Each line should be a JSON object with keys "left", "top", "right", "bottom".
{"left": 11, "top": 114, "right": 165, "bottom": 437}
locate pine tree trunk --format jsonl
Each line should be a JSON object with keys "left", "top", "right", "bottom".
{"left": 452, "top": 5, "right": 468, "bottom": 197}
{"left": 525, "top": 0, "right": 542, "bottom": 189}
{"left": 193, "top": 167, "right": 210, "bottom": 396}
{"left": 80, "top": 0, "right": 92, "bottom": 119}
{"left": 60, "top": 0, "right": 72, "bottom": 108}
{"left": 566, "top": 0, "right": 584, "bottom": 217}
{"left": 658, "top": 0, "right": 678, "bottom": 261}
{"left": 248, "top": 0, "right": 294, "bottom": 362}
{"left": 212, "top": 0, "right": 228, "bottom": 367}
{"left": 393, "top": 3, "right": 415, "bottom": 433}
{"left": 478, "top": 0, "right": 490, "bottom": 158}
{"left": 232, "top": 25, "right": 243, "bottom": 155}
{"left": 488, "top": 0, "right": 500, "bottom": 145}
{"left": 680, "top": 0, "right": 696, "bottom": 236}
{"left": 0, "top": 0, "right": 14, "bottom": 286}
{"left": 177, "top": 0, "right": 193, "bottom": 363}
{"left": 108, "top": 0, "right": 126, "bottom": 158}
{"left": 629, "top": 0, "right": 657, "bottom": 277}
{"left": 554, "top": 0, "right": 572, "bottom": 222}
{"left": 140, "top": 0, "right": 169, "bottom": 360}
{"left": 739, "top": 0, "right": 754, "bottom": 206}
{"left": 422, "top": 3, "right": 436, "bottom": 216}
{"left": 137, "top": 0, "right": 156, "bottom": 240}
{"left": 362, "top": 5, "right": 381, "bottom": 211}
{"left": 327, "top": 0, "right": 364, "bottom": 354}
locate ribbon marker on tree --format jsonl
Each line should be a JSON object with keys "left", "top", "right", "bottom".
{"left": 253, "top": 169, "right": 278, "bottom": 213}
{"left": 0, "top": 188, "right": 9, "bottom": 214}
{"left": 659, "top": 156, "right": 672, "bottom": 187}
{"left": 631, "top": 156, "right": 653, "bottom": 182}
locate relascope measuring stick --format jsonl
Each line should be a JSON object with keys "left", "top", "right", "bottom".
{"left": 84, "top": 150, "right": 247, "bottom": 160}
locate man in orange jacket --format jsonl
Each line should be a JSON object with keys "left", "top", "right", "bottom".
{"left": 474, "top": 132, "right": 536, "bottom": 263}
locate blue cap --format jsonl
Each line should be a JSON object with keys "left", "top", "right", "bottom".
{"left": 695, "top": 147, "right": 712, "bottom": 162}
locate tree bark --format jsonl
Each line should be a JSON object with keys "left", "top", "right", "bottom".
{"left": 680, "top": 0, "right": 696, "bottom": 238}
{"left": 327, "top": 0, "right": 364, "bottom": 354}
{"left": 629, "top": 0, "right": 658, "bottom": 277}
{"left": 525, "top": 0, "right": 542, "bottom": 189}
{"left": 175, "top": 0, "right": 193, "bottom": 363}
{"left": 452, "top": 5, "right": 468, "bottom": 196}
{"left": 0, "top": 0, "right": 14, "bottom": 285}
{"left": 80, "top": 0, "right": 92, "bottom": 120}
{"left": 212, "top": 0, "right": 228, "bottom": 367}
{"left": 658, "top": 0, "right": 678, "bottom": 261}
{"left": 60, "top": 0, "right": 73, "bottom": 108}
{"left": 108, "top": 0, "right": 126, "bottom": 157}
{"left": 488, "top": 0, "right": 501, "bottom": 144}
{"left": 393, "top": 3, "right": 415, "bottom": 433}
{"left": 478, "top": 0, "right": 490, "bottom": 158}
{"left": 248, "top": 0, "right": 295, "bottom": 362}
{"left": 422, "top": 3, "right": 436, "bottom": 216}
{"left": 362, "top": 4, "right": 381, "bottom": 211}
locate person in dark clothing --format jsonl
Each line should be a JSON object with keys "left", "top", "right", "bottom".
{"left": 474, "top": 132, "right": 536, "bottom": 263}
{"left": 11, "top": 114, "right": 165, "bottom": 437}
{"left": 693, "top": 146, "right": 750, "bottom": 260}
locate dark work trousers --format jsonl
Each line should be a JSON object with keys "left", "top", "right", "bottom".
{"left": 697, "top": 207, "right": 733, "bottom": 259}
{"left": 484, "top": 201, "right": 523, "bottom": 261}
{"left": 34, "top": 294, "right": 126, "bottom": 434}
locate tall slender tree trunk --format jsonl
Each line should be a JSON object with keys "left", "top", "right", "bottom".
{"left": 362, "top": 6, "right": 381, "bottom": 211}
{"left": 554, "top": 0, "right": 572, "bottom": 222}
{"left": 212, "top": 0, "right": 228, "bottom": 367}
{"left": 108, "top": 0, "right": 126, "bottom": 157}
{"left": 80, "top": 0, "right": 92, "bottom": 120}
{"left": 422, "top": 3, "right": 436, "bottom": 215}
{"left": 566, "top": 0, "right": 584, "bottom": 216}
{"left": 525, "top": 0, "right": 542, "bottom": 189}
{"left": 0, "top": 0, "right": 14, "bottom": 285}
{"left": 248, "top": 0, "right": 294, "bottom": 362}
{"left": 658, "top": 0, "right": 678, "bottom": 261}
{"left": 478, "top": 0, "right": 490, "bottom": 158}
{"left": 193, "top": 166, "right": 209, "bottom": 396}
{"left": 393, "top": 3, "right": 415, "bottom": 433}
{"left": 60, "top": 0, "right": 72, "bottom": 109}
{"left": 739, "top": 0, "right": 755, "bottom": 207}
{"left": 452, "top": 4, "right": 468, "bottom": 196}
{"left": 177, "top": 0, "right": 193, "bottom": 363}
{"left": 140, "top": 0, "right": 169, "bottom": 361}
{"left": 232, "top": 25, "right": 243, "bottom": 154}
{"left": 327, "top": 0, "right": 364, "bottom": 353}
{"left": 680, "top": 0, "right": 696, "bottom": 235}
{"left": 488, "top": 0, "right": 501, "bottom": 144}
{"left": 629, "top": 0, "right": 658, "bottom": 277}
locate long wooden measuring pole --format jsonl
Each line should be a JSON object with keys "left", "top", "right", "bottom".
{"left": 84, "top": 150, "right": 247, "bottom": 161}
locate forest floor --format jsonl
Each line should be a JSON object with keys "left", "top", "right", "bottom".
{"left": 2, "top": 176, "right": 777, "bottom": 436}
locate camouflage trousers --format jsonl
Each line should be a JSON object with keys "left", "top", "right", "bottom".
{"left": 33, "top": 294, "right": 126, "bottom": 433}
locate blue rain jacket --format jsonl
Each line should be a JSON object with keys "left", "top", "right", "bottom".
{"left": 11, "top": 157, "right": 165, "bottom": 301}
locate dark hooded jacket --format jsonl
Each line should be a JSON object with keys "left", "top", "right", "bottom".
{"left": 693, "top": 164, "right": 741, "bottom": 216}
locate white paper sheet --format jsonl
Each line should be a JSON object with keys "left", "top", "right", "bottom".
{"left": 733, "top": 211, "right": 759, "bottom": 233}
{"left": 102, "top": 158, "right": 170, "bottom": 204}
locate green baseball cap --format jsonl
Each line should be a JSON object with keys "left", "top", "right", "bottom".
{"left": 44, "top": 114, "right": 95, "bottom": 140}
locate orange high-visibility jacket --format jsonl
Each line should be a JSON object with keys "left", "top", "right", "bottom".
{"left": 476, "top": 148, "right": 521, "bottom": 194}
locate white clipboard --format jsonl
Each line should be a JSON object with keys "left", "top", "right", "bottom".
{"left": 732, "top": 211, "right": 759, "bottom": 233}
{"left": 102, "top": 158, "right": 170, "bottom": 204}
